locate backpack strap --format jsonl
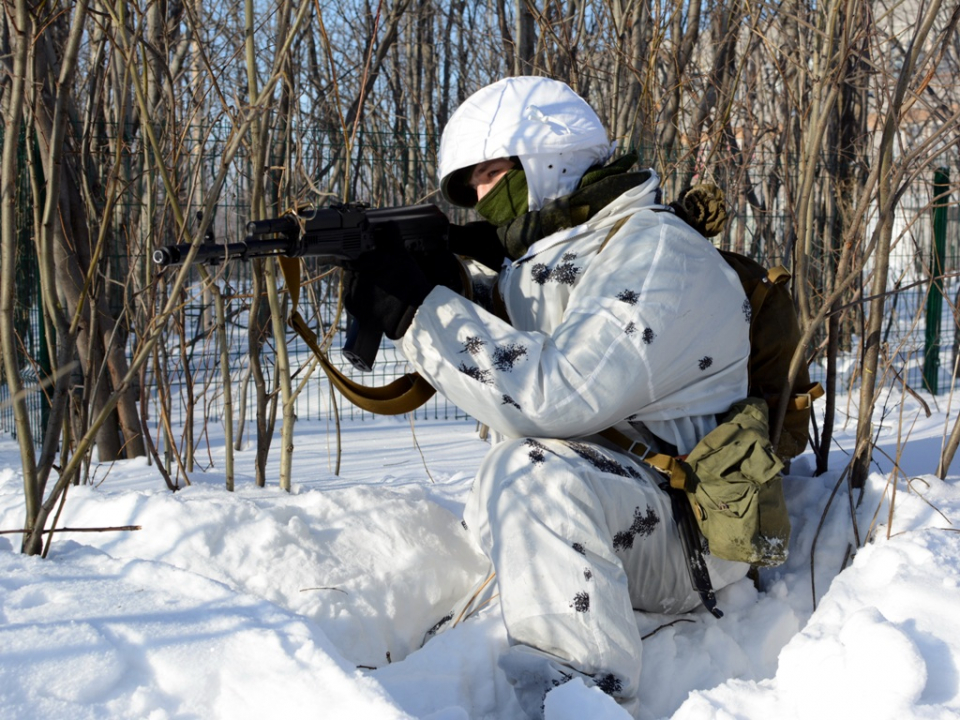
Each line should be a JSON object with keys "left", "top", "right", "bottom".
{"left": 749, "top": 265, "right": 791, "bottom": 327}
{"left": 747, "top": 265, "right": 825, "bottom": 413}
{"left": 767, "top": 380, "right": 825, "bottom": 411}
{"left": 278, "top": 257, "right": 437, "bottom": 415}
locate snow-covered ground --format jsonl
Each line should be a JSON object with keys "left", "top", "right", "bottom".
{"left": 1, "top": 392, "right": 959, "bottom": 720}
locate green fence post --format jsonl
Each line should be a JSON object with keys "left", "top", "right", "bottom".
{"left": 923, "top": 167, "right": 950, "bottom": 393}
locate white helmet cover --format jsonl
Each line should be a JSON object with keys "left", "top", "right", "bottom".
{"left": 438, "top": 77, "right": 615, "bottom": 212}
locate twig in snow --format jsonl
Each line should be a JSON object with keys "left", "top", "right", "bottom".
{"left": 641, "top": 618, "right": 695, "bottom": 640}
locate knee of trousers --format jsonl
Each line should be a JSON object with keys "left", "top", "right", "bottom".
{"left": 463, "top": 437, "right": 660, "bottom": 556}
{"left": 467, "top": 437, "right": 593, "bottom": 512}
{"left": 463, "top": 437, "right": 541, "bottom": 554}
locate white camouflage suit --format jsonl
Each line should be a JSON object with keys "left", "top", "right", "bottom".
{"left": 399, "top": 78, "right": 751, "bottom": 717}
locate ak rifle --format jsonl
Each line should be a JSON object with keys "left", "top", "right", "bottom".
{"left": 153, "top": 203, "right": 450, "bottom": 372}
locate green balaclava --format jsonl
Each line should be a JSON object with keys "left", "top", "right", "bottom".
{"left": 474, "top": 166, "right": 529, "bottom": 227}
{"left": 473, "top": 153, "right": 729, "bottom": 261}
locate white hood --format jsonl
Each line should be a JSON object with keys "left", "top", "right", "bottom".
{"left": 438, "top": 77, "right": 615, "bottom": 212}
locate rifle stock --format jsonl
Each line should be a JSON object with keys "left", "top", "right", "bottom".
{"left": 153, "top": 202, "right": 450, "bottom": 371}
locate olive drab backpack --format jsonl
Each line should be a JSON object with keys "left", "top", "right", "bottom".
{"left": 719, "top": 250, "right": 823, "bottom": 462}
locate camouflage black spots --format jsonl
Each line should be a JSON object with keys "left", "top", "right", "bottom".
{"left": 612, "top": 505, "right": 661, "bottom": 551}
{"left": 698, "top": 356, "right": 714, "bottom": 371}
{"left": 617, "top": 289, "right": 639, "bottom": 305}
{"left": 525, "top": 439, "right": 549, "bottom": 465}
{"left": 501, "top": 394, "right": 521, "bottom": 410}
{"left": 460, "top": 336, "right": 486, "bottom": 355}
{"left": 625, "top": 322, "right": 637, "bottom": 335}
{"left": 612, "top": 530, "right": 632, "bottom": 552}
{"left": 530, "top": 256, "right": 582, "bottom": 286}
{"left": 571, "top": 591, "right": 590, "bottom": 612}
{"left": 594, "top": 673, "right": 623, "bottom": 696}
{"left": 642, "top": 327, "right": 656, "bottom": 345}
{"left": 567, "top": 441, "right": 644, "bottom": 480}
{"left": 572, "top": 542, "right": 586, "bottom": 555}
{"left": 583, "top": 568, "right": 593, "bottom": 581}
{"left": 742, "top": 297, "right": 752, "bottom": 323}
{"left": 551, "top": 260, "right": 581, "bottom": 286}
{"left": 458, "top": 362, "right": 493, "bottom": 385}
{"left": 532, "top": 263, "right": 552, "bottom": 285}
{"left": 493, "top": 343, "right": 528, "bottom": 371}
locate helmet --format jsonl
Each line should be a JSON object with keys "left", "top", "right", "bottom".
{"left": 438, "top": 77, "right": 615, "bottom": 212}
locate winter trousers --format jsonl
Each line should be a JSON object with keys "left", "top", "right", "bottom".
{"left": 463, "top": 437, "right": 747, "bottom": 718}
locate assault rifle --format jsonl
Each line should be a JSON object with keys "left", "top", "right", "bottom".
{"left": 153, "top": 203, "right": 451, "bottom": 372}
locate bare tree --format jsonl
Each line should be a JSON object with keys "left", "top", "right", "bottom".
{"left": 5, "top": 0, "right": 960, "bottom": 558}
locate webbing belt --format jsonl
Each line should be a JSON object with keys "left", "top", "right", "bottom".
{"left": 599, "top": 427, "right": 691, "bottom": 489}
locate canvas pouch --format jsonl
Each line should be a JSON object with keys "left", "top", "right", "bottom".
{"left": 682, "top": 397, "right": 790, "bottom": 566}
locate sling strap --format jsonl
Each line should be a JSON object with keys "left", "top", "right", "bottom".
{"left": 596, "top": 426, "right": 722, "bottom": 618}
{"left": 278, "top": 257, "right": 436, "bottom": 415}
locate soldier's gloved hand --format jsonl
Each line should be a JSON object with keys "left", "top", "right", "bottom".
{"left": 342, "top": 244, "right": 463, "bottom": 341}
{"left": 448, "top": 221, "right": 505, "bottom": 270}
{"left": 415, "top": 250, "right": 465, "bottom": 298}
{"left": 342, "top": 245, "right": 431, "bottom": 341}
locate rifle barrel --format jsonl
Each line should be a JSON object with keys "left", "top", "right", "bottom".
{"left": 152, "top": 238, "right": 291, "bottom": 267}
{"left": 152, "top": 203, "right": 449, "bottom": 268}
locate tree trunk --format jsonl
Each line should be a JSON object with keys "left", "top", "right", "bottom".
{"left": 516, "top": 0, "right": 537, "bottom": 75}
{"left": 1, "top": 0, "right": 43, "bottom": 553}
{"left": 29, "top": 0, "right": 144, "bottom": 462}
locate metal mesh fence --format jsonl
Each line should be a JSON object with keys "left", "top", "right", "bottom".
{"left": 2, "top": 126, "right": 959, "bottom": 448}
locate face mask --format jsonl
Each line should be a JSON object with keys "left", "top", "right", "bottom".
{"left": 475, "top": 168, "right": 529, "bottom": 227}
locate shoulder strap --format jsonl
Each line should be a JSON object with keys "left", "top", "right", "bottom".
{"left": 749, "top": 265, "right": 791, "bottom": 325}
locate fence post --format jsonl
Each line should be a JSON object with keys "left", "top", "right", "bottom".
{"left": 923, "top": 167, "right": 950, "bottom": 393}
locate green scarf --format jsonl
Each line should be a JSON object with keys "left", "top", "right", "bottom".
{"left": 493, "top": 153, "right": 650, "bottom": 260}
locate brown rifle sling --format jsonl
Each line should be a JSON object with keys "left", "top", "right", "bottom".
{"left": 279, "top": 257, "right": 436, "bottom": 415}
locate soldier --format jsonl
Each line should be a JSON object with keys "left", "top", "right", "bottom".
{"left": 343, "top": 76, "right": 751, "bottom": 718}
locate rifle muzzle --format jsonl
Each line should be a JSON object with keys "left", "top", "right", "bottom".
{"left": 153, "top": 246, "right": 183, "bottom": 267}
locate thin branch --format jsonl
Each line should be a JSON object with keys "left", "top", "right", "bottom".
{"left": 0, "top": 525, "right": 142, "bottom": 536}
